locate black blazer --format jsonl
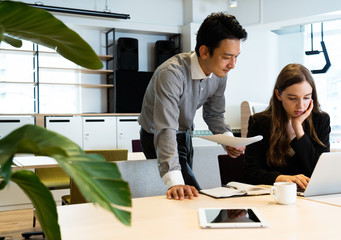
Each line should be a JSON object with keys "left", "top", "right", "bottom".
{"left": 243, "top": 111, "right": 330, "bottom": 185}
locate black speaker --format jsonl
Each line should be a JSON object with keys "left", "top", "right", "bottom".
{"left": 108, "top": 70, "right": 154, "bottom": 113}
{"left": 155, "top": 40, "right": 175, "bottom": 69}
{"left": 117, "top": 37, "right": 138, "bottom": 71}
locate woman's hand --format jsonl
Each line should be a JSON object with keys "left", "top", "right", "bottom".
{"left": 292, "top": 99, "right": 313, "bottom": 139}
{"left": 275, "top": 174, "right": 310, "bottom": 189}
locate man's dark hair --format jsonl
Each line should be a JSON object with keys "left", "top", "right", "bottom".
{"left": 195, "top": 12, "right": 247, "bottom": 56}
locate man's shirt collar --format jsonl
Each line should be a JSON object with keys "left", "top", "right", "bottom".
{"left": 190, "top": 51, "right": 213, "bottom": 80}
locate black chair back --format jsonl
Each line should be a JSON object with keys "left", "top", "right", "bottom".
{"left": 218, "top": 154, "right": 245, "bottom": 186}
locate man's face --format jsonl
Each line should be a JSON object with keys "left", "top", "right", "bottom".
{"left": 200, "top": 39, "right": 241, "bottom": 78}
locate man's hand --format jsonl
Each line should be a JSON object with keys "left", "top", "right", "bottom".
{"left": 166, "top": 185, "right": 199, "bottom": 200}
{"left": 225, "top": 146, "right": 245, "bottom": 158}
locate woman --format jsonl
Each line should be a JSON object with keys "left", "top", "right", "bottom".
{"left": 243, "top": 63, "right": 330, "bottom": 190}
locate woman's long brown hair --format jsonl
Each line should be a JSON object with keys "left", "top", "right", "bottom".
{"left": 265, "top": 64, "right": 325, "bottom": 167}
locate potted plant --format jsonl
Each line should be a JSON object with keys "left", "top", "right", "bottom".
{"left": 0, "top": 1, "right": 131, "bottom": 239}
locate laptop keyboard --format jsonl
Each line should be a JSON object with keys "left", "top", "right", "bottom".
{"left": 297, "top": 185, "right": 305, "bottom": 196}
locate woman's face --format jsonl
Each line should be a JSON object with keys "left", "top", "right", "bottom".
{"left": 275, "top": 81, "right": 313, "bottom": 119}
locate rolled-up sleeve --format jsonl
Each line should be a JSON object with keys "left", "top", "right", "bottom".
{"left": 153, "top": 69, "right": 184, "bottom": 187}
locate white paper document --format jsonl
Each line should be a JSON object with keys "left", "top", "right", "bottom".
{"left": 197, "top": 134, "right": 263, "bottom": 148}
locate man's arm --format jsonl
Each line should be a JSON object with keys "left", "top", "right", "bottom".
{"left": 153, "top": 69, "right": 200, "bottom": 199}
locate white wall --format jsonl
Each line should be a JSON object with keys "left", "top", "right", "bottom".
{"left": 228, "top": 0, "right": 341, "bottom": 28}
{"left": 21, "top": 0, "right": 184, "bottom": 27}
{"left": 224, "top": 29, "right": 279, "bottom": 128}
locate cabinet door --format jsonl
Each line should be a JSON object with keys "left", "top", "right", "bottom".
{"left": 83, "top": 117, "right": 116, "bottom": 150}
{"left": 0, "top": 116, "right": 35, "bottom": 140}
{"left": 45, "top": 116, "right": 83, "bottom": 148}
{"left": 116, "top": 116, "right": 140, "bottom": 152}
{"left": 0, "top": 171, "right": 33, "bottom": 211}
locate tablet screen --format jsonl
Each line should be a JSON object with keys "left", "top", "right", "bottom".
{"left": 199, "top": 208, "right": 268, "bottom": 228}
{"left": 204, "top": 208, "right": 260, "bottom": 223}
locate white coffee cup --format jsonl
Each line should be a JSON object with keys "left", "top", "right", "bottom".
{"left": 270, "top": 182, "right": 297, "bottom": 205}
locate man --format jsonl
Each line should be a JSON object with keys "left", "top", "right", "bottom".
{"left": 138, "top": 12, "right": 247, "bottom": 200}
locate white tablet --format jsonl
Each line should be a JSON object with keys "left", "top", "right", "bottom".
{"left": 198, "top": 207, "right": 269, "bottom": 228}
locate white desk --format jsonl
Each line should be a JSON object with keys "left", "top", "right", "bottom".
{"left": 306, "top": 193, "right": 341, "bottom": 207}
{"left": 13, "top": 156, "right": 59, "bottom": 169}
{"left": 57, "top": 194, "right": 341, "bottom": 240}
{"left": 127, "top": 152, "right": 146, "bottom": 160}
{"left": 12, "top": 153, "right": 146, "bottom": 170}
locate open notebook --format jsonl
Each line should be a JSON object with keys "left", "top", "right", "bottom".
{"left": 200, "top": 182, "right": 270, "bottom": 198}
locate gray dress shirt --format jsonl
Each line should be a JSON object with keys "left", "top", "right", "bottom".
{"left": 138, "top": 51, "right": 232, "bottom": 188}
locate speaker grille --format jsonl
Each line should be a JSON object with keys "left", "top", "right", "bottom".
{"left": 155, "top": 40, "right": 175, "bottom": 69}
{"left": 117, "top": 37, "right": 138, "bottom": 71}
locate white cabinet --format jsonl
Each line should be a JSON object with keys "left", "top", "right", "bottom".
{"left": 0, "top": 116, "right": 35, "bottom": 210}
{"left": 45, "top": 116, "right": 83, "bottom": 147}
{"left": 82, "top": 116, "right": 117, "bottom": 150}
{"left": 0, "top": 176, "right": 33, "bottom": 211}
{"left": 0, "top": 115, "right": 141, "bottom": 151}
{"left": 116, "top": 116, "right": 140, "bottom": 152}
{"left": 0, "top": 116, "right": 35, "bottom": 140}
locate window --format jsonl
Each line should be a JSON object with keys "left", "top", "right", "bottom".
{"left": 0, "top": 40, "right": 109, "bottom": 114}
{"left": 304, "top": 20, "right": 341, "bottom": 148}
{"left": 0, "top": 41, "right": 36, "bottom": 113}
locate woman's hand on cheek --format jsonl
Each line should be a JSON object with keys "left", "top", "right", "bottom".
{"left": 294, "top": 100, "right": 313, "bottom": 124}
{"left": 292, "top": 100, "right": 313, "bottom": 139}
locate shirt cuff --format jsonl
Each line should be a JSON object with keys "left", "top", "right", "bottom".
{"left": 221, "top": 131, "right": 234, "bottom": 151}
{"left": 162, "top": 170, "right": 185, "bottom": 189}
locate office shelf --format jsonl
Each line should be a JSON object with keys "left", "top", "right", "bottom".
{"left": 0, "top": 48, "right": 36, "bottom": 54}
{"left": 1, "top": 40, "right": 114, "bottom": 113}
{"left": 106, "top": 28, "right": 181, "bottom": 113}
{"left": 38, "top": 50, "right": 113, "bottom": 61}
{"left": 0, "top": 81, "right": 37, "bottom": 85}
{"left": 39, "top": 66, "right": 113, "bottom": 74}
{"left": 39, "top": 82, "right": 114, "bottom": 88}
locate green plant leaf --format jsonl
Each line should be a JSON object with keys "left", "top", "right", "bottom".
{"left": 3, "top": 34, "right": 22, "bottom": 47}
{"left": 11, "top": 170, "right": 60, "bottom": 240}
{"left": 55, "top": 155, "right": 132, "bottom": 225}
{"left": 0, "top": 124, "right": 132, "bottom": 239}
{"left": 0, "top": 1, "right": 103, "bottom": 70}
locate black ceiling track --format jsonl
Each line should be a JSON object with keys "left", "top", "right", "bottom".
{"left": 28, "top": 3, "right": 130, "bottom": 19}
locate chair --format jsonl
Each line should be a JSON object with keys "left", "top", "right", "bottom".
{"left": 84, "top": 149, "right": 128, "bottom": 161}
{"left": 33, "top": 167, "right": 70, "bottom": 226}
{"left": 192, "top": 146, "right": 226, "bottom": 189}
{"left": 218, "top": 154, "right": 245, "bottom": 186}
{"left": 61, "top": 179, "right": 87, "bottom": 205}
{"left": 132, "top": 139, "right": 142, "bottom": 152}
{"left": 35, "top": 167, "right": 70, "bottom": 190}
{"left": 22, "top": 166, "right": 71, "bottom": 239}
{"left": 115, "top": 159, "right": 167, "bottom": 198}
{"left": 241, "top": 101, "right": 267, "bottom": 137}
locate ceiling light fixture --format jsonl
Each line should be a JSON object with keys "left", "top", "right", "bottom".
{"left": 28, "top": 3, "right": 130, "bottom": 19}
{"left": 229, "top": 0, "right": 237, "bottom": 8}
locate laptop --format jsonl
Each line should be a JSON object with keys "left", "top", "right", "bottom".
{"left": 297, "top": 152, "right": 341, "bottom": 197}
